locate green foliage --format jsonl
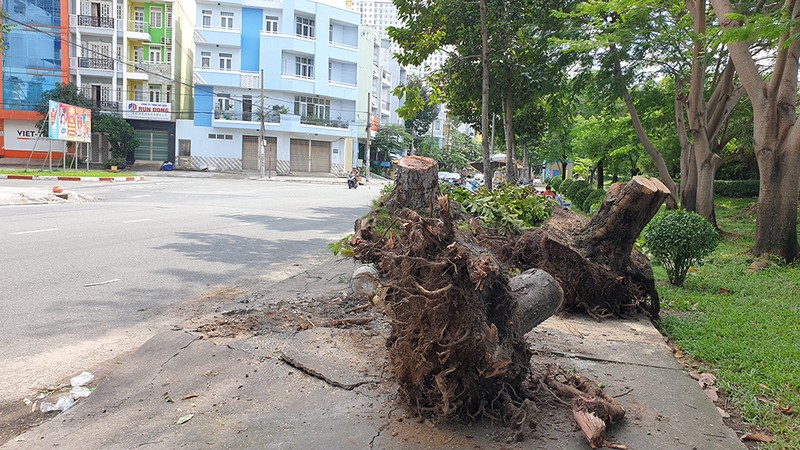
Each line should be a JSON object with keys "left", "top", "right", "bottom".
{"left": 658, "top": 197, "right": 800, "bottom": 447}
{"left": 643, "top": 210, "right": 719, "bottom": 286}
{"left": 550, "top": 177, "right": 563, "bottom": 190}
{"left": 448, "top": 183, "right": 551, "bottom": 235}
{"left": 714, "top": 180, "right": 759, "bottom": 198}
{"left": 35, "top": 82, "right": 95, "bottom": 131}
{"left": 583, "top": 188, "right": 607, "bottom": 213}
{"left": 372, "top": 124, "right": 411, "bottom": 162}
{"left": 566, "top": 179, "right": 589, "bottom": 199}
{"left": 558, "top": 178, "right": 574, "bottom": 194}
{"left": 572, "top": 187, "right": 594, "bottom": 213}
{"left": 394, "top": 74, "right": 440, "bottom": 140}
{"left": 328, "top": 234, "right": 355, "bottom": 257}
{"left": 94, "top": 114, "right": 140, "bottom": 158}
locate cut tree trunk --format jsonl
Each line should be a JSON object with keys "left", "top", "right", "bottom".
{"left": 512, "top": 177, "right": 669, "bottom": 318}
{"left": 351, "top": 156, "right": 558, "bottom": 422}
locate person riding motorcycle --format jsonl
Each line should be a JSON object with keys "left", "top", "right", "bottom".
{"left": 347, "top": 168, "right": 360, "bottom": 189}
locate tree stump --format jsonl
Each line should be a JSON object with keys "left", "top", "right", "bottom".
{"left": 384, "top": 155, "right": 440, "bottom": 213}
{"left": 351, "top": 158, "right": 558, "bottom": 422}
{"left": 512, "top": 177, "right": 669, "bottom": 318}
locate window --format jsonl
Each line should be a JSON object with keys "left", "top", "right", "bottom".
{"left": 116, "top": 4, "right": 122, "bottom": 20}
{"left": 216, "top": 94, "right": 232, "bottom": 111}
{"left": 202, "top": 10, "right": 211, "bottom": 27}
{"left": 166, "top": 50, "right": 172, "bottom": 63}
{"left": 133, "top": 46, "right": 144, "bottom": 63}
{"left": 219, "top": 53, "right": 232, "bottom": 71}
{"left": 295, "top": 56, "right": 313, "bottom": 78}
{"left": 220, "top": 11, "right": 234, "bottom": 29}
{"left": 201, "top": 51, "right": 211, "bottom": 69}
{"left": 208, "top": 134, "right": 233, "bottom": 140}
{"left": 134, "top": 85, "right": 145, "bottom": 101}
{"left": 295, "top": 16, "right": 314, "bottom": 38}
{"left": 149, "top": 47, "right": 161, "bottom": 63}
{"left": 149, "top": 85, "right": 161, "bottom": 102}
{"left": 294, "top": 95, "right": 330, "bottom": 119}
{"left": 166, "top": 86, "right": 172, "bottom": 103}
{"left": 150, "top": 7, "right": 162, "bottom": 28}
{"left": 265, "top": 15, "right": 278, "bottom": 33}
{"left": 134, "top": 7, "right": 145, "bottom": 31}
{"left": 329, "top": 24, "right": 333, "bottom": 42}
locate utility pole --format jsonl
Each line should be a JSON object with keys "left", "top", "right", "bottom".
{"left": 259, "top": 69, "right": 266, "bottom": 179}
{"left": 365, "top": 92, "right": 372, "bottom": 181}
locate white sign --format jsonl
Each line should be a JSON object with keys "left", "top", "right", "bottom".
{"left": 4, "top": 120, "right": 66, "bottom": 152}
{"left": 123, "top": 101, "right": 171, "bottom": 121}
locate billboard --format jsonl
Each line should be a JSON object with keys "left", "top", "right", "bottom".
{"left": 123, "top": 101, "right": 171, "bottom": 121}
{"left": 48, "top": 101, "right": 92, "bottom": 143}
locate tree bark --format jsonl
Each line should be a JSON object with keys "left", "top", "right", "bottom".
{"left": 503, "top": 75, "right": 517, "bottom": 182}
{"left": 385, "top": 156, "right": 440, "bottom": 213}
{"left": 480, "top": 0, "right": 492, "bottom": 191}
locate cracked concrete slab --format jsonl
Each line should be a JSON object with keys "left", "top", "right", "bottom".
{"left": 280, "top": 327, "right": 385, "bottom": 390}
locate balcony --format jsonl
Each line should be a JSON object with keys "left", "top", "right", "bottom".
{"left": 77, "top": 15, "right": 115, "bottom": 28}
{"left": 214, "top": 109, "right": 281, "bottom": 124}
{"left": 127, "top": 21, "right": 150, "bottom": 41}
{"left": 78, "top": 57, "right": 115, "bottom": 70}
{"left": 300, "top": 115, "right": 349, "bottom": 129}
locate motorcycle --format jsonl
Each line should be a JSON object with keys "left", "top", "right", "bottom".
{"left": 347, "top": 172, "right": 359, "bottom": 189}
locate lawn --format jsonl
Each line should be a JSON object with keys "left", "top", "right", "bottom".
{"left": 655, "top": 197, "right": 800, "bottom": 449}
{"left": 0, "top": 169, "right": 137, "bottom": 177}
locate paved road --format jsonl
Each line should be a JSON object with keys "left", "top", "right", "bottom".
{"left": 0, "top": 176, "right": 383, "bottom": 404}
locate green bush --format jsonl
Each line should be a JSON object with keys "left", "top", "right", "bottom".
{"left": 714, "top": 179, "right": 759, "bottom": 197}
{"left": 566, "top": 180, "right": 590, "bottom": 199}
{"left": 558, "top": 178, "right": 574, "bottom": 194}
{"left": 583, "top": 189, "right": 607, "bottom": 213}
{"left": 643, "top": 210, "right": 719, "bottom": 286}
{"left": 573, "top": 187, "right": 594, "bottom": 213}
{"left": 550, "top": 177, "right": 563, "bottom": 190}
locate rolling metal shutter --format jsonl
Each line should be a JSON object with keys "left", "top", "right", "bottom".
{"left": 242, "top": 136, "right": 277, "bottom": 171}
{"left": 310, "top": 140, "right": 331, "bottom": 172}
{"left": 290, "top": 139, "right": 310, "bottom": 172}
{"left": 133, "top": 129, "right": 169, "bottom": 161}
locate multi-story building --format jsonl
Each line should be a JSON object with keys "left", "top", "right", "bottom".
{"left": 177, "top": 0, "right": 361, "bottom": 174}
{"left": 0, "top": 0, "right": 69, "bottom": 159}
{"left": 70, "top": 0, "right": 192, "bottom": 164}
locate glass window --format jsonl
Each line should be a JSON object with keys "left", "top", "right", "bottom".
{"left": 216, "top": 94, "right": 232, "bottom": 111}
{"left": 149, "top": 47, "right": 161, "bottom": 63}
{"left": 295, "top": 16, "right": 314, "bottom": 38}
{"left": 265, "top": 15, "right": 278, "bottom": 33}
{"left": 202, "top": 10, "right": 212, "bottom": 27}
{"left": 219, "top": 53, "right": 232, "bottom": 71}
{"left": 149, "top": 85, "right": 161, "bottom": 102}
{"left": 200, "top": 51, "right": 210, "bottom": 69}
{"left": 220, "top": 12, "right": 234, "bottom": 29}
{"left": 294, "top": 95, "right": 330, "bottom": 119}
{"left": 166, "top": 85, "right": 172, "bottom": 103}
{"left": 150, "top": 7, "right": 162, "bottom": 28}
{"left": 294, "top": 56, "right": 313, "bottom": 78}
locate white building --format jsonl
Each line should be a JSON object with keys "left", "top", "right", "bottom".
{"left": 177, "top": 0, "right": 361, "bottom": 174}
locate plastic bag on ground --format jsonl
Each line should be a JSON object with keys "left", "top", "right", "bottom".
{"left": 70, "top": 386, "right": 92, "bottom": 398}
{"left": 40, "top": 396, "right": 75, "bottom": 413}
{"left": 70, "top": 371, "right": 94, "bottom": 387}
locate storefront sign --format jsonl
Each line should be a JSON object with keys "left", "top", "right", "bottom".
{"left": 124, "top": 101, "right": 171, "bottom": 121}
{"left": 48, "top": 101, "right": 92, "bottom": 143}
{"left": 5, "top": 120, "right": 66, "bottom": 152}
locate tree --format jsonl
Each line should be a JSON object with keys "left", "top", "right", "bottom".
{"left": 710, "top": 0, "right": 800, "bottom": 261}
{"left": 394, "top": 74, "right": 440, "bottom": 156}
{"left": 372, "top": 124, "right": 411, "bottom": 163}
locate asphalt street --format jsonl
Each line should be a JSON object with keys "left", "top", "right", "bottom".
{"left": 0, "top": 176, "right": 382, "bottom": 404}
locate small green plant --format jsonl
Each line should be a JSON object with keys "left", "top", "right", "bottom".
{"left": 566, "top": 180, "right": 589, "bottom": 200}
{"left": 643, "top": 210, "right": 719, "bottom": 286}
{"left": 572, "top": 187, "right": 594, "bottom": 213}
{"left": 328, "top": 234, "right": 355, "bottom": 256}
{"left": 558, "top": 178, "right": 574, "bottom": 194}
{"left": 449, "top": 183, "right": 551, "bottom": 235}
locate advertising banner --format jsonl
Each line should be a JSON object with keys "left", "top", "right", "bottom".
{"left": 123, "top": 101, "right": 171, "bottom": 121}
{"left": 48, "top": 100, "right": 92, "bottom": 143}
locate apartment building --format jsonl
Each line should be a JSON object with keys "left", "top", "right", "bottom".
{"left": 0, "top": 0, "right": 69, "bottom": 159}
{"left": 177, "top": 0, "right": 361, "bottom": 174}
{"left": 70, "top": 0, "right": 193, "bottom": 163}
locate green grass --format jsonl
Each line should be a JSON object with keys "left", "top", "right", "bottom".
{"left": 656, "top": 197, "right": 800, "bottom": 449}
{"left": 0, "top": 169, "right": 137, "bottom": 177}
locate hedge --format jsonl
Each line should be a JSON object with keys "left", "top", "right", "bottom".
{"left": 566, "top": 180, "right": 590, "bottom": 200}
{"left": 573, "top": 187, "right": 594, "bottom": 212}
{"left": 550, "top": 177, "right": 563, "bottom": 190}
{"left": 714, "top": 180, "right": 759, "bottom": 197}
{"left": 559, "top": 178, "right": 574, "bottom": 194}
{"left": 583, "top": 189, "right": 607, "bottom": 212}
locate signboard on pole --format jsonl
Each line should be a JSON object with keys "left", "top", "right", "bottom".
{"left": 48, "top": 100, "right": 92, "bottom": 143}
{"left": 123, "top": 101, "right": 171, "bottom": 121}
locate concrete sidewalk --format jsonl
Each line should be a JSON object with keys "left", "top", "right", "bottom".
{"left": 1, "top": 255, "right": 746, "bottom": 450}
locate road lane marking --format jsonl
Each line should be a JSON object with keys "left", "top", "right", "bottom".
{"left": 122, "top": 218, "right": 152, "bottom": 223}
{"left": 11, "top": 228, "right": 58, "bottom": 235}
{"left": 130, "top": 195, "right": 151, "bottom": 198}
{"left": 84, "top": 278, "right": 121, "bottom": 287}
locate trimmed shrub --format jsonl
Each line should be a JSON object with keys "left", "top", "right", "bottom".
{"left": 550, "top": 177, "right": 563, "bottom": 190}
{"left": 643, "top": 210, "right": 719, "bottom": 286}
{"left": 714, "top": 179, "right": 759, "bottom": 198}
{"left": 559, "top": 178, "right": 574, "bottom": 194}
{"left": 566, "top": 180, "right": 590, "bottom": 200}
{"left": 583, "top": 189, "right": 607, "bottom": 213}
{"left": 573, "top": 187, "right": 594, "bottom": 213}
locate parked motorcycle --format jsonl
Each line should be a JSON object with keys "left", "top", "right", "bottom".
{"left": 347, "top": 172, "right": 359, "bottom": 189}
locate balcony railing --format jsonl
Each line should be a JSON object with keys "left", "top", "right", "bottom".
{"left": 77, "top": 15, "right": 115, "bottom": 28}
{"left": 128, "top": 20, "right": 150, "bottom": 33}
{"left": 78, "top": 57, "right": 115, "bottom": 70}
{"left": 300, "top": 116, "right": 349, "bottom": 129}
{"left": 214, "top": 109, "right": 281, "bottom": 123}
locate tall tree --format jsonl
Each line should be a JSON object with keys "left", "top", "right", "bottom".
{"left": 395, "top": 74, "right": 440, "bottom": 155}
{"left": 710, "top": 0, "right": 800, "bottom": 261}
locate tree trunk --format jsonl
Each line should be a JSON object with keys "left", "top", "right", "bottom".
{"left": 503, "top": 76, "right": 517, "bottom": 182}
{"left": 754, "top": 141, "right": 800, "bottom": 260}
{"left": 596, "top": 159, "right": 604, "bottom": 189}
{"left": 385, "top": 156, "right": 440, "bottom": 213}
{"left": 511, "top": 177, "right": 669, "bottom": 317}
{"left": 480, "top": 0, "right": 492, "bottom": 191}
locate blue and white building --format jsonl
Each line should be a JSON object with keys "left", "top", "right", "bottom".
{"left": 177, "top": 0, "right": 361, "bottom": 174}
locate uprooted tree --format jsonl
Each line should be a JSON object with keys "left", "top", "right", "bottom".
{"left": 350, "top": 156, "right": 667, "bottom": 444}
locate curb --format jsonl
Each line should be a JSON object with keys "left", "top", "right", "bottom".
{"left": 0, "top": 174, "right": 145, "bottom": 182}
